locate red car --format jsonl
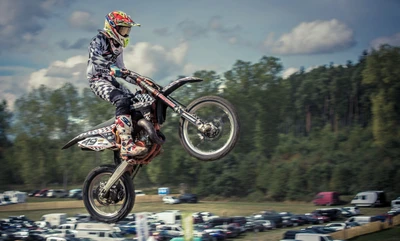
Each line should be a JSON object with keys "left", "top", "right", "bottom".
{"left": 34, "top": 189, "right": 48, "bottom": 197}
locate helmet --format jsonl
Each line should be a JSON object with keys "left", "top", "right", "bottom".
{"left": 104, "top": 10, "right": 140, "bottom": 48}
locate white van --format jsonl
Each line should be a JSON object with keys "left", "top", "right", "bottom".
{"left": 345, "top": 216, "right": 379, "bottom": 225}
{"left": 75, "top": 222, "right": 124, "bottom": 241}
{"left": 350, "top": 191, "right": 387, "bottom": 207}
{"left": 41, "top": 213, "right": 67, "bottom": 228}
{"left": 391, "top": 199, "right": 400, "bottom": 209}
{"left": 295, "top": 233, "right": 343, "bottom": 241}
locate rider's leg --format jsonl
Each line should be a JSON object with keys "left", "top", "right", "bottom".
{"left": 112, "top": 93, "right": 147, "bottom": 159}
{"left": 89, "top": 78, "right": 147, "bottom": 158}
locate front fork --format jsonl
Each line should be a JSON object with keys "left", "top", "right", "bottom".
{"left": 99, "top": 152, "right": 142, "bottom": 197}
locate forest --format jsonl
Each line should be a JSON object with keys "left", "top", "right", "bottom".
{"left": 0, "top": 44, "right": 399, "bottom": 202}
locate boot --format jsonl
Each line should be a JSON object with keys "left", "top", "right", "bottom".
{"left": 115, "top": 115, "right": 147, "bottom": 158}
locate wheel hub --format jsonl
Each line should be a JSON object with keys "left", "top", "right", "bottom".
{"left": 95, "top": 182, "right": 125, "bottom": 205}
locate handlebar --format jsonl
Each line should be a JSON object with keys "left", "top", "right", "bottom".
{"left": 127, "top": 70, "right": 163, "bottom": 92}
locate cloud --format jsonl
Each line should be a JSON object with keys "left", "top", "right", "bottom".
{"left": 370, "top": 32, "right": 400, "bottom": 49}
{"left": 123, "top": 41, "right": 191, "bottom": 83}
{"left": 69, "top": 11, "right": 98, "bottom": 31}
{"left": 264, "top": 19, "right": 356, "bottom": 55}
{"left": 28, "top": 55, "right": 88, "bottom": 91}
{"left": 175, "top": 16, "right": 248, "bottom": 46}
{"left": 58, "top": 38, "right": 91, "bottom": 50}
{"left": 282, "top": 67, "right": 299, "bottom": 79}
{"left": 0, "top": 0, "right": 72, "bottom": 54}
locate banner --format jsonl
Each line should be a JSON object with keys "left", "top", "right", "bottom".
{"left": 136, "top": 212, "right": 149, "bottom": 241}
{"left": 182, "top": 213, "right": 193, "bottom": 241}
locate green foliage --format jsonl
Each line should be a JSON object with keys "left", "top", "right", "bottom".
{"left": 1, "top": 46, "right": 400, "bottom": 202}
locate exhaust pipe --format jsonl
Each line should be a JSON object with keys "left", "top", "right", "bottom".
{"left": 137, "top": 119, "right": 165, "bottom": 145}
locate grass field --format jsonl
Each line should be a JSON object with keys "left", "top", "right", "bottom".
{"left": 0, "top": 200, "right": 396, "bottom": 241}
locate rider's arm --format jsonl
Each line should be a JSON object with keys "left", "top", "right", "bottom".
{"left": 88, "top": 35, "right": 114, "bottom": 73}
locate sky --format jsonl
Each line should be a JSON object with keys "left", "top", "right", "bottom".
{"left": 1, "top": 0, "right": 399, "bottom": 109}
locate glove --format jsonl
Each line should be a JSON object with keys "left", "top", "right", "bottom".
{"left": 110, "top": 66, "right": 129, "bottom": 78}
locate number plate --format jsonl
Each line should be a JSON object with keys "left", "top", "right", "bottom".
{"left": 78, "top": 137, "right": 114, "bottom": 151}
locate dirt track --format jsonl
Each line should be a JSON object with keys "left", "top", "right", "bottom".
{"left": 0, "top": 195, "right": 162, "bottom": 212}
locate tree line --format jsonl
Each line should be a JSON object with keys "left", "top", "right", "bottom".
{"left": 0, "top": 44, "right": 399, "bottom": 201}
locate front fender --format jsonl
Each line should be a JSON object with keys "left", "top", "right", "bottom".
{"left": 162, "top": 77, "right": 203, "bottom": 97}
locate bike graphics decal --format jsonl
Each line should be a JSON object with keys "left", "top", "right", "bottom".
{"left": 121, "top": 116, "right": 131, "bottom": 127}
{"left": 78, "top": 137, "right": 114, "bottom": 151}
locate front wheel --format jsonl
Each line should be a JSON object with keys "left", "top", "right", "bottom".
{"left": 82, "top": 165, "right": 135, "bottom": 223}
{"left": 179, "top": 96, "right": 240, "bottom": 161}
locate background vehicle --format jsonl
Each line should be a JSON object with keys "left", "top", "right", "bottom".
{"left": 295, "top": 233, "right": 340, "bottom": 241}
{"left": 134, "top": 190, "right": 146, "bottom": 196}
{"left": 75, "top": 222, "right": 124, "bottom": 241}
{"left": 47, "top": 190, "right": 67, "bottom": 198}
{"left": 178, "top": 193, "right": 198, "bottom": 203}
{"left": 313, "top": 208, "right": 341, "bottom": 221}
{"left": 391, "top": 199, "right": 400, "bottom": 209}
{"left": 162, "top": 196, "right": 180, "bottom": 204}
{"left": 68, "top": 189, "right": 82, "bottom": 198}
{"left": 155, "top": 210, "right": 182, "bottom": 224}
{"left": 339, "top": 206, "right": 360, "bottom": 217}
{"left": 40, "top": 213, "right": 67, "bottom": 228}
{"left": 34, "top": 189, "right": 49, "bottom": 197}
{"left": 313, "top": 192, "right": 342, "bottom": 206}
{"left": 325, "top": 222, "right": 348, "bottom": 231}
{"left": 345, "top": 216, "right": 379, "bottom": 225}
{"left": 350, "top": 191, "right": 387, "bottom": 207}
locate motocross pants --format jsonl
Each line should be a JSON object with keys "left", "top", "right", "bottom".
{"left": 89, "top": 75, "right": 133, "bottom": 116}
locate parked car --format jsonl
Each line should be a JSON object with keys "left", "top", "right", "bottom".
{"left": 346, "top": 221, "right": 361, "bottom": 228}
{"left": 178, "top": 193, "right": 198, "bottom": 203}
{"left": 313, "top": 208, "right": 342, "bottom": 221}
{"left": 135, "top": 190, "right": 146, "bottom": 196}
{"left": 305, "top": 213, "right": 330, "bottom": 224}
{"left": 339, "top": 206, "right": 360, "bottom": 217}
{"left": 68, "top": 189, "right": 82, "bottom": 198}
{"left": 293, "top": 215, "right": 320, "bottom": 224}
{"left": 244, "top": 221, "right": 267, "bottom": 232}
{"left": 391, "top": 199, "right": 400, "bottom": 209}
{"left": 162, "top": 196, "right": 180, "bottom": 204}
{"left": 47, "top": 190, "right": 67, "bottom": 198}
{"left": 253, "top": 214, "right": 283, "bottom": 228}
{"left": 325, "top": 222, "right": 348, "bottom": 231}
{"left": 28, "top": 190, "right": 40, "bottom": 197}
{"left": 117, "top": 221, "right": 137, "bottom": 234}
{"left": 253, "top": 220, "right": 275, "bottom": 229}
{"left": 345, "top": 216, "right": 380, "bottom": 225}
{"left": 214, "top": 224, "right": 240, "bottom": 238}
{"left": 301, "top": 225, "right": 337, "bottom": 234}
{"left": 194, "top": 212, "right": 219, "bottom": 222}
{"left": 34, "top": 189, "right": 49, "bottom": 197}
{"left": 282, "top": 230, "right": 311, "bottom": 240}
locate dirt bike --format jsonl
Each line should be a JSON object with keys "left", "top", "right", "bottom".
{"left": 62, "top": 72, "right": 240, "bottom": 223}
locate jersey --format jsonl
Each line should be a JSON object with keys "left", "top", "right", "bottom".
{"left": 86, "top": 31, "right": 126, "bottom": 80}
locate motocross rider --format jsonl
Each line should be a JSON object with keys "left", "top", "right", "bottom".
{"left": 86, "top": 10, "right": 146, "bottom": 159}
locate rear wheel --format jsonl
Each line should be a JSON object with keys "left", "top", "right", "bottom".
{"left": 82, "top": 165, "right": 135, "bottom": 223}
{"left": 179, "top": 96, "right": 240, "bottom": 161}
